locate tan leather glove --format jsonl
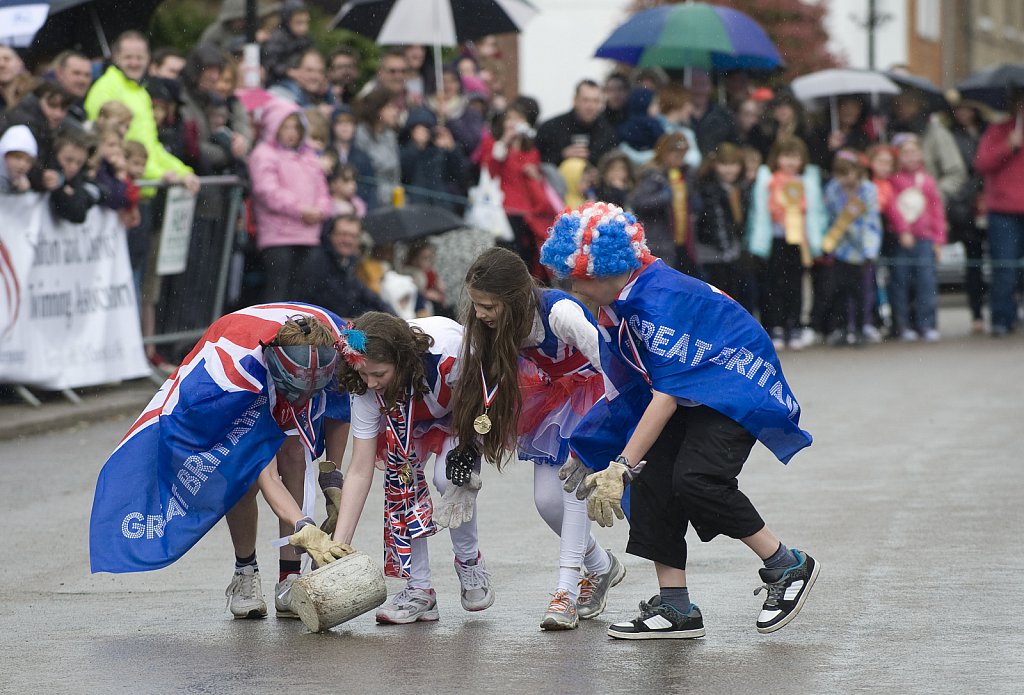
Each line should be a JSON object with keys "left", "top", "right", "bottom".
{"left": 318, "top": 461, "right": 344, "bottom": 534}
{"left": 288, "top": 524, "right": 354, "bottom": 567}
{"left": 320, "top": 486, "right": 343, "bottom": 535}
{"left": 583, "top": 458, "right": 646, "bottom": 528}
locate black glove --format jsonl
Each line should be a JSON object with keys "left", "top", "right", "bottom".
{"left": 445, "top": 446, "right": 478, "bottom": 487}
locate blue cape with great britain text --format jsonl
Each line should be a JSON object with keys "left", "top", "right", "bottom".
{"left": 570, "top": 261, "right": 812, "bottom": 474}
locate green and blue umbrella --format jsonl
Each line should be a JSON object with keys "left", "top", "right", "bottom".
{"left": 594, "top": 2, "right": 782, "bottom": 71}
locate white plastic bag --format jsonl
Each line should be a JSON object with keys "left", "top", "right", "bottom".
{"left": 464, "top": 169, "right": 514, "bottom": 242}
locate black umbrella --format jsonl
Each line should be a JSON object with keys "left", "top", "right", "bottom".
{"left": 22, "top": 0, "right": 165, "bottom": 67}
{"left": 955, "top": 64, "right": 1024, "bottom": 111}
{"left": 362, "top": 204, "right": 465, "bottom": 245}
{"left": 885, "top": 70, "right": 948, "bottom": 113}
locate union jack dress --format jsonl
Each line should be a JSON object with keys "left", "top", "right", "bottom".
{"left": 348, "top": 316, "right": 462, "bottom": 578}
{"left": 516, "top": 289, "right": 605, "bottom": 467}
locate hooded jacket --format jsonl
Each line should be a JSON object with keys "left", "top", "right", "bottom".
{"left": 247, "top": 98, "right": 332, "bottom": 249}
{"left": 0, "top": 124, "right": 37, "bottom": 193}
{"left": 0, "top": 94, "right": 58, "bottom": 191}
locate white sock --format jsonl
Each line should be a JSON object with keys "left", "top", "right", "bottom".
{"left": 557, "top": 566, "right": 582, "bottom": 599}
{"left": 584, "top": 542, "right": 611, "bottom": 576}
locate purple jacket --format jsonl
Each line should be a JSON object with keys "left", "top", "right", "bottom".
{"left": 248, "top": 99, "right": 332, "bottom": 250}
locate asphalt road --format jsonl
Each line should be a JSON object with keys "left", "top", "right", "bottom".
{"left": 2, "top": 314, "right": 1023, "bottom": 694}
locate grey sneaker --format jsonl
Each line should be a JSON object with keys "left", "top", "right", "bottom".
{"left": 225, "top": 566, "right": 267, "bottom": 619}
{"left": 577, "top": 550, "right": 626, "bottom": 620}
{"left": 375, "top": 588, "right": 439, "bottom": 624}
{"left": 275, "top": 574, "right": 300, "bottom": 619}
{"left": 540, "top": 590, "right": 579, "bottom": 631}
{"left": 454, "top": 554, "right": 494, "bottom": 611}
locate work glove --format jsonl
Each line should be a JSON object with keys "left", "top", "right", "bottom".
{"left": 289, "top": 521, "right": 354, "bottom": 567}
{"left": 445, "top": 446, "right": 479, "bottom": 487}
{"left": 582, "top": 459, "right": 646, "bottom": 528}
{"left": 318, "top": 460, "right": 344, "bottom": 535}
{"left": 434, "top": 473, "right": 481, "bottom": 529}
{"left": 558, "top": 457, "right": 590, "bottom": 497}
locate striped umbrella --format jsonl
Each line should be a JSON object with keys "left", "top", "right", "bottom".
{"left": 330, "top": 0, "right": 537, "bottom": 47}
{"left": 594, "top": 2, "right": 782, "bottom": 71}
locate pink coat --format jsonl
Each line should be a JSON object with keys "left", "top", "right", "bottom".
{"left": 248, "top": 99, "right": 332, "bottom": 250}
{"left": 888, "top": 168, "right": 947, "bottom": 244}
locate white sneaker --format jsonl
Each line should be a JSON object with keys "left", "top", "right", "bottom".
{"left": 225, "top": 566, "right": 267, "bottom": 619}
{"left": 275, "top": 574, "right": 300, "bottom": 619}
{"left": 770, "top": 327, "right": 785, "bottom": 350}
{"left": 454, "top": 554, "right": 495, "bottom": 611}
{"left": 375, "top": 588, "right": 439, "bottom": 624}
{"left": 899, "top": 329, "right": 919, "bottom": 342}
{"left": 786, "top": 335, "right": 805, "bottom": 351}
{"left": 922, "top": 328, "right": 940, "bottom": 343}
{"left": 863, "top": 325, "right": 882, "bottom": 344}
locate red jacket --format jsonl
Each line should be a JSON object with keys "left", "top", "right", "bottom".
{"left": 475, "top": 130, "right": 557, "bottom": 230}
{"left": 974, "top": 120, "right": 1024, "bottom": 215}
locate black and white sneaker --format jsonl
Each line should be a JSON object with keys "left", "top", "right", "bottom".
{"left": 754, "top": 549, "right": 820, "bottom": 634}
{"left": 607, "top": 596, "right": 705, "bottom": 640}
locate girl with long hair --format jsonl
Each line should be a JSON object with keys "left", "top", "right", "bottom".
{"left": 450, "top": 246, "right": 623, "bottom": 631}
{"left": 332, "top": 312, "right": 494, "bottom": 624}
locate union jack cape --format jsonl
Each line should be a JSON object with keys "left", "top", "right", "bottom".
{"left": 89, "top": 303, "right": 347, "bottom": 574}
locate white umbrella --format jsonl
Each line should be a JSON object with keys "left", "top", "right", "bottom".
{"left": 331, "top": 0, "right": 538, "bottom": 119}
{"left": 791, "top": 69, "right": 900, "bottom": 133}
{"left": 0, "top": 1, "right": 49, "bottom": 47}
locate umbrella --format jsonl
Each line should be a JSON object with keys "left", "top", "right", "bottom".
{"left": 0, "top": 0, "right": 49, "bottom": 47}
{"left": 791, "top": 69, "right": 900, "bottom": 132}
{"left": 362, "top": 204, "right": 465, "bottom": 245}
{"left": 955, "top": 64, "right": 1024, "bottom": 112}
{"left": 331, "top": 0, "right": 537, "bottom": 116}
{"left": 594, "top": 2, "right": 782, "bottom": 71}
{"left": 20, "top": 0, "right": 165, "bottom": 66}
{"left": 885, "top": 70, "right": 947, "bottom": 113}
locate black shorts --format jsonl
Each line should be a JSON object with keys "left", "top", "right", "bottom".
{"left": 626, "top": 404, "right": 764, "bottom": 571}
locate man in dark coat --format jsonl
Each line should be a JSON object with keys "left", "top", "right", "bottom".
{"left": 535, "top": 79, "right": 618, "bottom": 166}
{"left": 295, "top": 214, "right": 395, "bottom": 319}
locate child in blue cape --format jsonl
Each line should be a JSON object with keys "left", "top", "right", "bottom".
{"left": 541, "top": 201, "right": 819, "bottom": 640}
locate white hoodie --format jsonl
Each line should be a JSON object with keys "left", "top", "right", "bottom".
{"left": 0, "top": 125, "right": 38, "bottom": 194}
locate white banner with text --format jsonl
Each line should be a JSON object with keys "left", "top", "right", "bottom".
{"left": 0, "top": 193, "right": 150, "bottom": 389}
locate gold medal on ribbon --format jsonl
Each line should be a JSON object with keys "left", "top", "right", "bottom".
{"left": 398, "top": 462, "right": 414, "bottom": 486}
{"left": 475, "top": 365, "right": 498, "bottom": 436}
{"left": 473, "top": 413, "right": 492, "bottom": 435}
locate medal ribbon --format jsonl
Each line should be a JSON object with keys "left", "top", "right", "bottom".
{"left": 479, "top": 365, "right": 499, "bottom": 412}
{"left": 618, "top": 320, "right": 652, "bottom": 386}
{"left": 376, "top": 386, "right": 414, "bottom": 461}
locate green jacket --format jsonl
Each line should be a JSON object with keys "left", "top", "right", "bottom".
{"left": 84, "top": 65, "right": 192, "bottom": 182}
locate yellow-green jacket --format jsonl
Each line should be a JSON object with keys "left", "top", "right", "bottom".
{"left": 84, "top": 65, "right": 193, "bottom": 182}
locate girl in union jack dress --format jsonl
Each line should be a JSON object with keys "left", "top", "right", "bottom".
{"left": 448, "top": 247, "right": 623, "bottom": 631}
{"left": 333, "top": 312, "right": 495, "bottom": 624}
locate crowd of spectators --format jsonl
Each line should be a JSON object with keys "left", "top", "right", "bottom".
{"left": 2, "top": 0, "right": 1023, "bottom": 375}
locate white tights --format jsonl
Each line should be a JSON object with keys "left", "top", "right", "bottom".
{"left": 533, "top": 463, "right": 611, "bottom": 598}
{"left": 406, "top": 436, "right": 479, "bottom": 590}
